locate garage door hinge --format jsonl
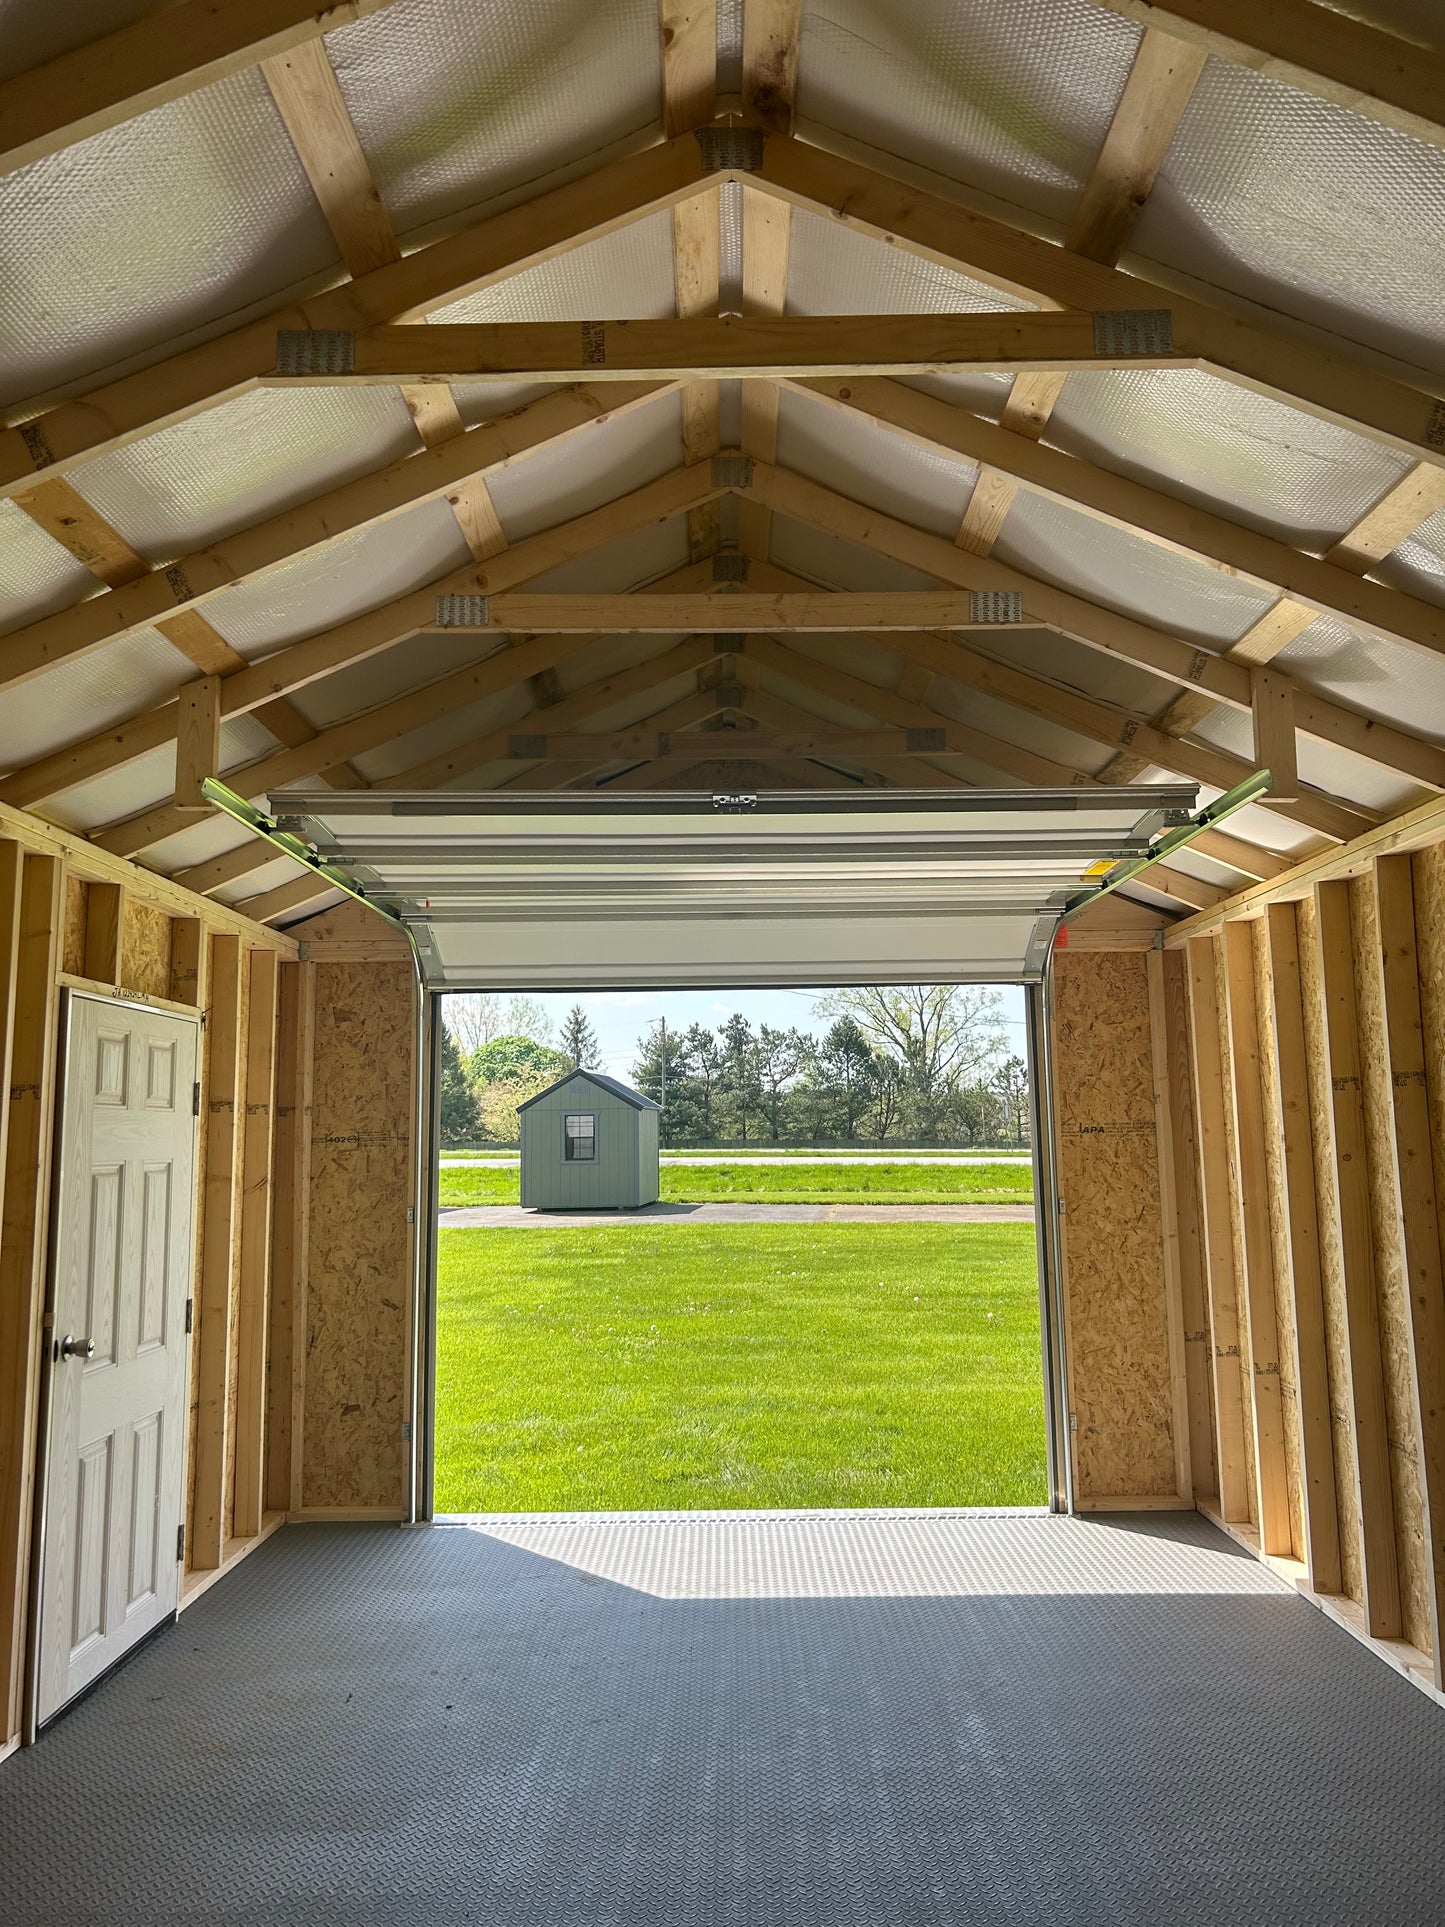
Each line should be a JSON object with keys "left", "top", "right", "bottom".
{"left": 193, "top": 1081, "right": 201, "bottom": 1117}
{"left": 176, "top": 1523, "right": 185, "bottom": 1562}
{"left": 185, "top": 1297, "right": 194, "bottom": 1335}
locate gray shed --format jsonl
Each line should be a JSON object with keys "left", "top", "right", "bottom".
{"left": 518, "top": 1070, "right": 660, "bottom": 1211}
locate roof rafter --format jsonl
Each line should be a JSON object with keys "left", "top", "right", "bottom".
{"left": 795, "top": 376, "right": 1445, "bottom": 659}
{"left": 8, "top": 475, "right": 366, "bottom": 788}
{"left": 0, "top": 130, "right": 720, "bottom": 496}
{"left": 0, "top": 0, "right": 402, "bottom": 178}
{"left": 0, "top": 381, "right": 673, "bottom": 692}
{"left": 661, "top": 0, "right": 723, "bottom": 561}
{"left": 751, "top": 138, "right": 1445, "bottom": 469}
{"left": 2, "top": 464, "right": 721, "bottom": 813}
{"left": 730, "top": 637, "right": 1226, "bottom": 904}
{"left": 1081, "top": 0, "right": 1445, "bottom": 153}
{"left": 1002, "top": 25, "right": 1206, "bottom": 438}
{"left": 748, "top": 461, "right": 1445, "bottom": 792}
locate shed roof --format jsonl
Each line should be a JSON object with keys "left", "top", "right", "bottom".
{"left": 2, "top": 1, "right": 1443, "bottom": 927}
{"left": 518, "top": 1069, "right": 660, "bottom": 1112}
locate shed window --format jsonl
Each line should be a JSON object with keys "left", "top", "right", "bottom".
{"left": 564, "top": 1113, "right": 597, "bottom": 1161}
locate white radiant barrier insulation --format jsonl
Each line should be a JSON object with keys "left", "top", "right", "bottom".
{"left": 797, "top": 0, "right": 1142, "bottom": 226}
{"left": 1132, "top": 59, "right": 1445, "bottom": 372}
{"left": 0, "top": 501, "right": 98, "bottom": 632}
{"left": 325, "top": 0, "right": 662, "bottom": 236}
{"left": 1048, "top": 369, "right": 1418, "bottom": 550}
{"left": 0, "top": 68, "right": 337, "bottom": 411}
{"left": 66, "top": 389, "right": 421, "bottom": 560}
{"left": 483, "top": 392, "right": 688, "bottom": 543}
{"left": 432, "top": 212, "right": 678, "bottom": 328}
{"left": 200, "top": 500, "right": 471, "bottom": 662}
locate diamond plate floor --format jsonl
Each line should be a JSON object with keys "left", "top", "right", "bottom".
{"left": 2, "top": 1511, "right": 1443, "bottom": 1925}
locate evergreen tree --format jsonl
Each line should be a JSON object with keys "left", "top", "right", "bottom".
{"left": 560, "top": 1003, "right": 599, "bottom": 1071}
{"left": 438, "top": 1029, "right": 480, "bottom": 1146}
{"left": 814, "top": 1016, "right": 878, "bottom": 1141}
{"left": 716, "top": 1013, "right": 764, "bottom": 1142}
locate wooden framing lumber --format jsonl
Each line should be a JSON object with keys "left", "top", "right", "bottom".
{"left": 506, "top": 723, "right": 989, "bottom": 762}
{"left": 661, "top": 0, "right": 717, "bottom": 136}
{"left": 1155, "top": 943, "right": 1217, "bottom": 1495}
{"left": 0, "top": 0, "right": 399, "bottom": 177}
{"left": 0, "top": 850, "right": 61, "bottom": 1745}
{"left": 376, "top": 635, "right": 720, "bottom": 790}
{"left": 22, "top": 467, "right": 721, "bottom": 834}
{"left": 1261, "top": 900, "right": 1342, "bottom": 1594}
{"left": 232, "top": 951, "right": 279, "bottom": 1541}
{"left": 1327, "top": 466, "right": 1445, "bottom": 575}
{"left": 1251, "top": 668, "right": 1297, "bottom": 802}
{"left": 1184, "top": 933, "right": 1252, "bottom": 1522}
{"left": 0, "top": 133, "right": 718, "bottom": 495}
{"left": 748, "top": 461, "right": 1441, "bottom": 801}
{"left": 660, "top": 0, "right": 720, "bottom": 558}
{"left": 742, "top": 0, "right": 802, "bottom": 135}
{"left": 1311, "top": 878, "right": 1402, "bottom": 1638}
{"left": 955, "top": 471, "right": 1018, "bottom": 557}
{"left": 190, "top": 934, "right": 244, "bottom": 1572}
{"left": 267, "top": 312, "right": 1186, "bottom": 383}
{"left": 1079, "top": 0, "right": 1445, "bottom": 154}
{"left": 751, "top": 140, "right": 1445, "bottom": 466}
{"left": 1221, "top": 919, "right": 1292, "bottom": 1554}
{"left": 259, "top": 33, "right": 471, "bottom": 457}
{"left": 278, "top": 962, "right": 315, "bottom": 1513}
{"left": 175, "top": 676, "right": 222, "bottom": 814}
{"left": 82, "top": 881, "right": 124, "bottom": 986}
{"left": 434, "top": 591, "right": 1061, "bottom": 632}
{"left": 5, "top": 480, "right": 353, "bottom": 769}
{"left": 1069, "top": 29, "right": 1208, "bottom": 263}
{"left": 797, "top": 376, "right": 1445, "bottom": 662}
{"left": 1000, "top": 26, "right": 1205, "bottom": 437}
{"left": 1146, "top": 945, "right": 1198, "bottom": 1500}
{"left": 0, "top": 382, "right": 671, "bottom": 697}
{"left": 1367, "top": 855, "right": 1445, "bottom": 1682}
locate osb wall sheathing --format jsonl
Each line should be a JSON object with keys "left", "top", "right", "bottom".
{"left": 1296, "top": 894, "right": 1365, "bottom": 1602}
{"left": 1350, "top": 878, "right": 1432, "bottom": 1652}
{"left": 304, "top": 959, "right": 415, "bottom": 1511}
{"left": 119, "top": 898, "right": 172, "bottom": 998}
{"left": 62, "top": 875, "right": 86, "bottom": 976}
{"left": 1251, "top": 919, "right": 1307, "bottom": 1562}
{"left": 1213, "top": 938, "right": 1260, "bottom": 1528}
{"left": 1053, "top": 950, "right": 1177, "bottom": 1498}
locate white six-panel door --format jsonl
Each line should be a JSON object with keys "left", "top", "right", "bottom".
{"left": 37, "top": 993, "right": 198, "bottom": 1725}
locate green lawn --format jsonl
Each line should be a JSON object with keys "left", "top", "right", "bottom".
{"left": 434, "top": 1224, "right": 1047, "bottom": 1513}
{"left": 437, "top": 1159, "right": 1035, "bottom": 1208}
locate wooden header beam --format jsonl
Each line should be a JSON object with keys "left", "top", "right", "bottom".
{"left": 267, "top": 311, "right": 1183, "bottom": 384}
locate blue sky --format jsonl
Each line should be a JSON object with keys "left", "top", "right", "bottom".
{"left": 449, "top": 985, "right": 1029, "bottom": 1084}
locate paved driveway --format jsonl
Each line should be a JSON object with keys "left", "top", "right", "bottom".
{"left": 439, "top": 1202, "right": 1036, "bottom": 1226}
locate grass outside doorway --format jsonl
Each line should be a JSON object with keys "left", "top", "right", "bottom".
{"left": 437, "top": 1159, "right": 1034, "bottom": 1209}
{"left": 435, "top": 1223, "right": 1047, "bottom": 1513}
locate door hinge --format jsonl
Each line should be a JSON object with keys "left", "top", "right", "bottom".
{"left": 192, "top": 1080, "right": 201, "bottom": 1117}
{"left": 185, "top": 1298, "right": 194, "bottom": 1335}
{"left": 176, "top": 1523, "right": 185, "bottom": 1562}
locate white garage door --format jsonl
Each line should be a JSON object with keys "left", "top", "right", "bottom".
{"left": 270, "top": 785, "right": 1196, "bottom": 986}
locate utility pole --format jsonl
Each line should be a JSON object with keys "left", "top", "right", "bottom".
{"left": 658, "top": 1016, "right": 667, "bottom": 1109}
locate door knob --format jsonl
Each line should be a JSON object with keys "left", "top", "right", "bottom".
{"left": 59, "top": 1335, "right": 95, "bottom": 1360}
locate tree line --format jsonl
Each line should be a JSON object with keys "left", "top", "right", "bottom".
{"left": 440, "top": 987, "right": 1029, "bottom": 1149}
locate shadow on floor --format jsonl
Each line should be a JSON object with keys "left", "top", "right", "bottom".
{"left": 1, "top": 1514, "right": 1442, "bottom": 1925}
